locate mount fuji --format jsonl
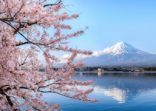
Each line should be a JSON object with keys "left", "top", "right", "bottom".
{"left": 80, "top": 42, "right": 156, "bottom": 67}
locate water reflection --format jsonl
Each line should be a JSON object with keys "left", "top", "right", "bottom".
{"left": 80, "top": 74, "right": 156, "bottom": 102}
{"left": 93, "top": 86, "right": 126, "bottom": 103}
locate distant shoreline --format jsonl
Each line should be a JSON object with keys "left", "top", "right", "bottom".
{"left": 75, "top": 66, "right": 156, "bottom": 74}
{"left": 75, "top": 71, "right": 156, "bottom": 74}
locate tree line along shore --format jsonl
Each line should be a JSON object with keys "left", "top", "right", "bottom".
{"left": 75, "top": 67, "right": 156, "bottom": 73}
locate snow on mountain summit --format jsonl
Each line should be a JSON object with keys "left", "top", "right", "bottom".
{"left": 107, "top": 41, "right": 136, "bottom": 55}
{"left": 93, "top": 41, "right": 145, "bottom": 56}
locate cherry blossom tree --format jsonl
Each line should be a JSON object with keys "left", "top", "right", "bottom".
{"left": 0, "top": 0, "right": 95, "bottom": 110}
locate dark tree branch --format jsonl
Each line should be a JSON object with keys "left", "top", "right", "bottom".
{"left": 0, "top": 88, "right": 13, "bottom": 108}
{"left": 16, "top": 41, "right": 29, "bottom": 46}
{"left": 0, "top": 20, "right": 30, "bottom": 42}
{"left": 43, "top": 0, "right": 62, "bottom": 7}
{"left": 13, "top": 0, "right": 24, "bottom": 18}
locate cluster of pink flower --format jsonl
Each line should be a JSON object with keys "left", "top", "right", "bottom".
{"left": 0, "top": 0, "right": 95, "bottom": 110}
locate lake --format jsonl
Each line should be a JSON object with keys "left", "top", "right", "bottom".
{"left": 43, "top": 73, "right": 156, "bottom": 111}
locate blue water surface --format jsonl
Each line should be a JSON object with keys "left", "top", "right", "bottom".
{"left": 43, "top": 73, "right": 156, "bottom": 111}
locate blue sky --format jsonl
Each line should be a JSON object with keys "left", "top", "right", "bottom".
{"left": 63, "top": 0, "right": 156, "bottom": 53}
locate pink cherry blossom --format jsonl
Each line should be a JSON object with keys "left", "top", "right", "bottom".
{"left": 0, "top": 0, "right": 95, "bottom": 110}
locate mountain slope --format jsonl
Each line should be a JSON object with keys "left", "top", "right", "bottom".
{"left": 82, "top": 42, "right": 156, "bottom": 67}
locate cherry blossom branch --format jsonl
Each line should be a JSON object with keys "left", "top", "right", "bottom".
{"left": 0, "top": 0, "right": 94, "bottom": 110}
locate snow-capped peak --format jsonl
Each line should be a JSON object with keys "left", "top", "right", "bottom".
{"left": 93, "top": 41, "right": 142, "bottom": 56}
{"left": 105, "top": 41, "right": 138, "bottom": 55}
{"left": 82, "top": 42, "right": 156, "bottom": 67}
